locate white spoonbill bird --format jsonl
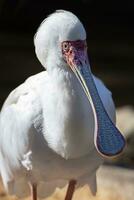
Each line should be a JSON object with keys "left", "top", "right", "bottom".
{"left": 0, "top": 10, "right": 125, "bottom": 200}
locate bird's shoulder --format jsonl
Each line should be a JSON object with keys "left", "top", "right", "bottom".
{"left": 93, "top": 75, "right": 111, "bottom": 96}
{"left": 0, "top": 71, "right": 48, "bottom": 137}
{"left": 2, "top": 71, "right": 47, "bottom": 111}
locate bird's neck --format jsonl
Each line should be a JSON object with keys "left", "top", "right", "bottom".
{"left": 42, "top": 67, "right": 94, "bottom": 159}
{"left": 49, "top": 67, "right": 74, "bottom": 84}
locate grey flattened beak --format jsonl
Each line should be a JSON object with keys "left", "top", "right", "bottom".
{"left": 67, "top": 48, "right": 126, "bottom": 157}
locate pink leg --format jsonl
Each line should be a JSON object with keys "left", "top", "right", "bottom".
{"left": 65, "top": 180, "right": 77, "bottom": 200}
{"left": 29, "top": 183, "right": 37, "bottom": 200}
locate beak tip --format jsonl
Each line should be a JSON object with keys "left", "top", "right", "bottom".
{"left": 95, "top": 125, "right": 126, "bottom": 158}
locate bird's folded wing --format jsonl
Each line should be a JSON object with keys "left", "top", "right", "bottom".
{"left": 0, "top": 75, "right": 43, "bottom": 188}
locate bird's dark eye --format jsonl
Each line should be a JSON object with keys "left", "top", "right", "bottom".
{"left": 62, "top": 42, "right": 69, "bottom": 52}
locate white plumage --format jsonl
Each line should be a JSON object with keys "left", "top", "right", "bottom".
{"left": 0, "top": 10, "right": 116, "bottom": 198}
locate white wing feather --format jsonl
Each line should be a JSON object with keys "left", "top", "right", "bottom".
{"left": 0, "top": 72, "right": 45, "bottom": 191}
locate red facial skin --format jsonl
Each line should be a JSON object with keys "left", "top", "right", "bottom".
{"left": 61, "top": 40, "right": 87, "bottom": 68}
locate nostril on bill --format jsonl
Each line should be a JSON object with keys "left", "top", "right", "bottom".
{"left": 70, "top": 50, "right": 73, "bottom": 54}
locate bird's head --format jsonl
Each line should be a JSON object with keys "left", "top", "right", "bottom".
{"left": 34, "top": 10, "right": 125, "bottom": 157}
{"left": 34, "top": 10, "right": 87, "bottom": 72}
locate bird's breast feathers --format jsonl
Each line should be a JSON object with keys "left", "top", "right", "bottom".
{"left": 40, "top": 71, "right": 95, "bottom": 159}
